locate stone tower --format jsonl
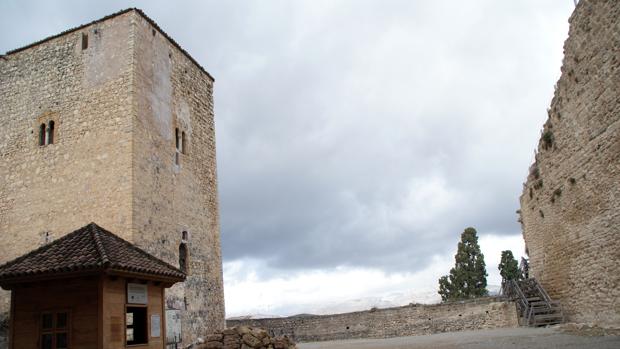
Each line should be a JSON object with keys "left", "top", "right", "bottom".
{"left": 519, "top": 0, "right": 619, "bottom": 327}
{"left": 0, "top": 8, "right": 225, "bottom": 343}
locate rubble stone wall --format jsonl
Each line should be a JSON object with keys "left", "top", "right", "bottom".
{"left": 0, "top": 11, "right": 136, "bottom": 315}
{"left": 228, "top": 298, "right": 518, "bottom": 342}
{"left": 131, "top": 12, "right": 225, "bottom": 340}
{"left": 519, "top": 0, "right": 620, "bottom": 327}
{"left": 199, "top": 326, "right": 296, "bottom": 349}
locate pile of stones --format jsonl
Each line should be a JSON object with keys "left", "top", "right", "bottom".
{"left": 197, "top": 326, "right": 297, "bottom": 349}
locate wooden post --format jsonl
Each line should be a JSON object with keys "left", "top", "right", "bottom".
{"left": 98, "top": 275, "right": 104, "bottom": 349}
{"left": 9, "top": 290, "right": 14, "bottom": 349}
{"left": 161, "top": 287, "right": 166, "bottom": 349}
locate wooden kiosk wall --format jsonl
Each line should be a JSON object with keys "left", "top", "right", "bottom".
{"left": 9, "top": 276, "right": 167, "bottom": 349}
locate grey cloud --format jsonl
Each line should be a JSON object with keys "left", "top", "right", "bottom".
{"left": 0, "top": 0, "right": 574, "bottom": 275}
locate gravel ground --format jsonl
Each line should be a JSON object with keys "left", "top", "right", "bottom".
{"left": 298, "top": 327, "right": 620, "bottom": 349}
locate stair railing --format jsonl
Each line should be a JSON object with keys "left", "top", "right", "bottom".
{"left": 524, "top": 278, "right": 565, "bottom": 326}
{"left": 505, "top": 279, "right": 531, "bottom": 323}
{"left": 504, "top": 278, "right": 568, "bottom": 326}
{"left": 532, "top": 278, "right": 552, "bottom": 304}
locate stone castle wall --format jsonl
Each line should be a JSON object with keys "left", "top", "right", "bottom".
{"left": 130, "top": 12, "right": 225, "bottom": 339}
{"left": 0, "top": 9, "right": 225, "bottom": 344}
{"left": 519, "top": 0, "right": 620, "bottom": 327}
{"left": 0, "top": 11, "right": 135, "bottom": 312}
{"left": 228, "top": 298, "right": 518, "bottom": 342}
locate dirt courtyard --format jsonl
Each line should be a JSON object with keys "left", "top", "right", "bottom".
{"left": 298, "top": 327, "right": 620, "bottom": 349}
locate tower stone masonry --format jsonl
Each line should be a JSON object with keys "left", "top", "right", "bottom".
{"left": 520, "top": 0, "right": 619, "bottom": 327}
{"left": 0, "top": 8, "right": 225, "bottom": 343}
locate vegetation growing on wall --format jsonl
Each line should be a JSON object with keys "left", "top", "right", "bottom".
{"left": 533, "top": 179, "right": 544, "bottom": 190}
{"left": 542, "top": 130, "right": 555, "bottom": 150}
{"left": 530, "top": 164, "right": 540, "bottom": 180}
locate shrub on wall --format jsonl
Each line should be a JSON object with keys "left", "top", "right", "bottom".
{"left": 542, "top": 130, "right": 554, "bottom": 150}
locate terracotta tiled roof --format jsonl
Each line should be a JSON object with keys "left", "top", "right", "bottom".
{"left": 0, "top": 223, "right": 185, "bottom": 283}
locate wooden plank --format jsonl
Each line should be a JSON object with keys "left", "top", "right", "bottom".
{"left": 9, "top": 290, "right": 14, "bottom": 349}
{"left": 102, "top": 277, "right": 126, "bottom": 348}
{"left": 98, "top": 275, "right": 103, "bottom": 349}
{"left": 161, "top": 287, "right": 166, "bottom": 349}
{"left": 11, "top": 278, "right": 98, "bottom": 349}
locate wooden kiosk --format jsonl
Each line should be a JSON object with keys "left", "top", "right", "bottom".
{"left": 0, "top": 223, "right": 186, "bottom": 349}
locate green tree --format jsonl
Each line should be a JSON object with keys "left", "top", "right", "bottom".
{"left": 498, "top": 250, "right": 520, "bottom": 285}
{"left": 438, "top": 227, "right": 488, "bottom": 301}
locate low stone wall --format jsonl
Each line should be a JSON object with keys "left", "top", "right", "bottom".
{"left": 198, "top": 326, "right": 296, "bottom": 349}
{"left": 227, "top": 298, "right": 518, "bottom": 342}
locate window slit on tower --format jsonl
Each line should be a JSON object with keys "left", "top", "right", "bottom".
{"left": 39, "top": 123, "right": 46, "bottom": 146}
{"left": 175, "top": 128, "right": 180, "bottom": 149}
{"left": 81, "top": 33, "right": 88, "bottom": 50}
{"left": 179, "top": 243, "right": 188, "bottom": 274}
{"left": 38, "top": 121, "right": 56, "bottom": 146}
{"left": 47, "top": 120, "right": 55, "bottom": 144}
{"left": 175, "top": 128, "right": 180, "bottom": 165}
{"left": 181, "top": 131, "right": 186, "bottom": 154}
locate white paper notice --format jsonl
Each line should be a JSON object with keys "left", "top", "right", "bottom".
{"left": 126, "top": 328, "right": 134, "bottom": 341}
{"left": 151, "top": 314, "right": 161, "bottom": 338}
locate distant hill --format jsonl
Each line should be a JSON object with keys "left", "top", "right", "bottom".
{"left": 227, "top": 285, "right": 501, "bottom": 319}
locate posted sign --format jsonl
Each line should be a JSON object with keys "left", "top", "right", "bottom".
{"left": 151, "top": 314, "right": 161, "bottom": 338}
{"left": 127, "top": 283, "right": 148, "bottom": 304}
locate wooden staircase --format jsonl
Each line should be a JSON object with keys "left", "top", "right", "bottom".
{"left": 503, "top": 278, "right": 564, "bottom": 327}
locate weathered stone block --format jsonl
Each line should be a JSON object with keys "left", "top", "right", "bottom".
{"left": 207, "top": 333, "right": 224, "bottom": 342}
{"left": 223, "top": 328, "right": 239, "bottom": 336}
{"left": 205, "top": 341, "right": 224, "bottom": 349}
{"left": 242, "top": 334, "right": 262, "bottom": 348}
{"left": 207, "top": 326, "right": 296, "bottom": 349}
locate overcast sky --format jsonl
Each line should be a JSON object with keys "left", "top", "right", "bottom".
{"left": 0, "top": 0, "right": 575, "bottom": 317}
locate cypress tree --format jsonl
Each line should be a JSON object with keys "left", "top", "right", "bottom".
{"left": 438, "top": 227, "right": 488, "bottom": 301}
{"left": 498, "top": 250, "right": 520, "bottom": 285}
{"left": 497, "top": 250, "right": 521, "bottom": 281}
